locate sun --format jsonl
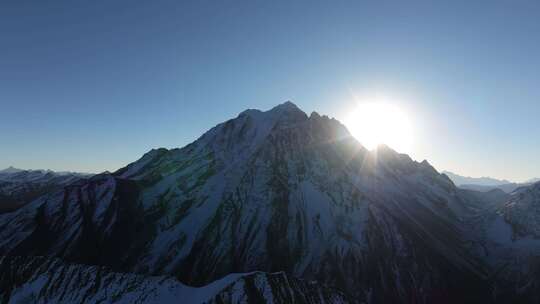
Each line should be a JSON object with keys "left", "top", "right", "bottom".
{"left": 345, "top": 100, "right": 413, "bottom": 153}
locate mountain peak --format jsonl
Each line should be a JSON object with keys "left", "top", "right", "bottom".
{"left": 243, "top": 101, "right": 308, "bottom": 126}
{"left": 0, "top": 166, "right": 23, "bottom": 174}
{"left": 266, "top": 100, "right": 306, "bottom": 118}
{"left": 271, "top": 100, "right": 299, "bottom": 111}
{"left": 238, "top": 101, "right": 305, "bottom": 120}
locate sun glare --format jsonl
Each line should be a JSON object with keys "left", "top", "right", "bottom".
{"left": 345, "top": 99, "right": 413, "bottom": 153}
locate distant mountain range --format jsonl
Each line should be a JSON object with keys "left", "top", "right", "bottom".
{"left": 443, "top": 171, "right": 539, "bottom": 193}
{"left": 0, "top": 168, "right": 92, "bottom": 213}
{"left": 527, "top": 177, "right": 540, "bottom": 184}
{"left": 2, "top": 102, "right": 540, "bottom": 303}
{"left": 442, "top": 171, "right": 512, "bottom": 186}
{"left": 0, "top": 166, "right": 24, "bottom": 174}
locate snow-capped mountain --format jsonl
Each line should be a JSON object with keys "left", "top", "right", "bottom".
{"left": 0, "top": 166, "right": 24, "bottom": 174}
{"left": 0, "top": 168, "right": 92, "bottom": 213}
{"left": 443, "top": 171, "right": 512, "bottom": 187}
{"left": 526, "top": 177, "right": 540, "bottom": 184}
{"left": 443, "top": 171, "right": 539, "bottom": 194}
{"left": 458, "top": 183, "right": 523, "bottom": 193}
{"left": 0, "top": 102, "right": 536, "bottom": 303}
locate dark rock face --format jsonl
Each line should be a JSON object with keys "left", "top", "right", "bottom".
{"left": 2, "top": 175, "right": 146, "bottom": 267}
{"left": 208, "top": 271, "right": 353, "bottom": 304}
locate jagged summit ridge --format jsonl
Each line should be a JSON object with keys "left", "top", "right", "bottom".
{"left": 238, "top": 100, "right": 306, "bottom": 119}
{"left": 1, "top": 256, "right": 351, "bottom": 304}
{"left": 118, "top": 101, "right": 353, "bottom": 179}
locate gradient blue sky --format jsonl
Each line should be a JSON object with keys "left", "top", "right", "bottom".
{"left": 1, "top": 1, "right": 539, "bottom": 181}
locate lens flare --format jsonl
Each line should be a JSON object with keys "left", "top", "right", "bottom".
{"left": 345, "top": 100, "right": 413, "bottom": 153}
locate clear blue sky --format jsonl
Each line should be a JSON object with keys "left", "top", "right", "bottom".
{"left": 1, "top": 0, "right": 539, "bottom": 182}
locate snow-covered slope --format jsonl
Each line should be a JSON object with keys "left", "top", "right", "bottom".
{"left": 463, "top": 181, "right": 540, "bottom": 302}
{"left": 502, "top": 182, "right": 540, "bottom": 237}
{"left": 1, "top": 256, "right": 350, "bottom": 304}
{"left": 0, "top": 169, "right": 91, "bottom": 213}
{"left": 0, "top": 102, "right": 525, "bottom": 303}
